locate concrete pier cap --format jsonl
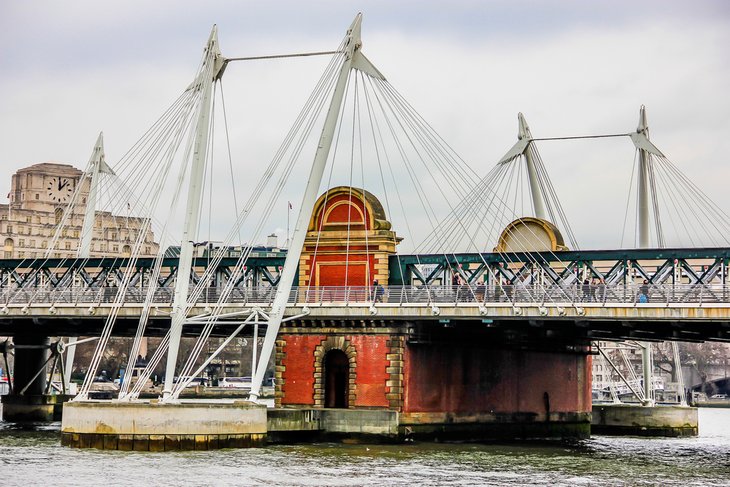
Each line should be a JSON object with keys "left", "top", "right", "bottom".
{"left": 591, "top": 404, "right": 698, "bottom": 437}
{"left": 61, "top": 399, "right": 267, "bottom": 450}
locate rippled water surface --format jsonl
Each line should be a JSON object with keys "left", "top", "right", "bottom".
{"left": 1, "top": 409, "right": 729, "bottom": 486}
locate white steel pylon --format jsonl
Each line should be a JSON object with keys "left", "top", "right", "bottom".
{"left": 519, "top": 114, "right": 547, "bottom": 220}
{"left": 249, "top": 13, "right": 385, "bottom": 400}
{"left": 79, "top": 132, "right": 116, "bottom": 257}
{"left": 631, "top": 106, "right": 676, "bottom": 407}
{"left": 64, "top": 132, "right": 114, "bottom": 392}
{"left": 496, "top": 113, "right": 547, "bottom": 219}
{"left": 162, "top": 26, "right": 227, "bottom": 399}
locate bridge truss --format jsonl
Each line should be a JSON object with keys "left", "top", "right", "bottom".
{"left": 1, "top": 247, "right": 727, "bottom": 308}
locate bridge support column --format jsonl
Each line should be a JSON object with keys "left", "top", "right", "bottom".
{"left": 1, "top": 336, "right": 70, "bottom": 422}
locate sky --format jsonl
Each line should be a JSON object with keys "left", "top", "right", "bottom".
{"left": 1, "top": 0, "right": 729, "bottom": 250}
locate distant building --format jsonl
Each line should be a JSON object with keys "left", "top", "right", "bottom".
{"left": 164, "top": 241, "right": 286, "bottom": 260}
{"left": 0, "top": 162, "right": 158, "bottom": 259}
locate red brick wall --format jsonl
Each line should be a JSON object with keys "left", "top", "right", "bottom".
{"left": 308, "top": 253, "right": 376, "bottom": 287}
{"left": 279, "top": 335, "right": 324, "bottom": 406}
{"left": 278, "top": 334, "right": 394, "bottom": 408}
{"left": 584, "top": 353, "right": 593, "bottom": 408}
{"left": 350, "top": 335, "right": 390, "bottom": 408}
{"left": 403, "top": 344, "right": 591, "bottom": 415}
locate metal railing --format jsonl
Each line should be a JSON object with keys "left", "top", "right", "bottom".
{"left": 1, "top": 283, "right": 727, "bottom": 308}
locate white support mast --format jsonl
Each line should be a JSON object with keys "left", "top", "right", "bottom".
{"left": 249, "top": 14, "right": 381, "bottom": 400}
{"left": 633, "top": 106, "right": 658, "bottom": 406}
{"left": 636, "top": 107, "right": 651, "bottom": 249}
{"left": 79, "top": 133, "right": 115, "bottom": 257}
{"left": 631, "top": 107, "right": 686, "bottom": 405}
{"left": 162, "top": 27, "right": 226, "bottom": 399}
{"left": 64, "top": 133, "right": 113, "bottom": 392}
{"left": 519, "top": 113, "right": 547, "bottom": 220}
{"left": 497, "top": 113, "right": 547, "bottom": 219}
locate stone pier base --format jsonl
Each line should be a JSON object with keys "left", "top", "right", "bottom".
{"left": 591, "top": 404, "right": 698, "bottom": 437}
{"left": 1, "top": 394, "right": 73, "bottom": 422}
{"left": 61, "top": 400, "right": 267, "bottom": 450}
{"left": 401, "top": 411, "right": 591, "bottom": 441}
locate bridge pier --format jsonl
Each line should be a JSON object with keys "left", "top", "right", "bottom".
{"left": 61, "top": 400, "right": 267, "bottom": 450}
{"left": 274, "top": 321, "right": 593, "bottom": 442}
{"left": 1, "top": 335, "right": 71, "bottom": 422}
{"left": 591, "top": 404, "right": 698, "bottom": 437}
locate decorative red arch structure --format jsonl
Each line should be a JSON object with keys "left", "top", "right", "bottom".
{"left": 298, "top": 186, "right": 399, "bottom": 288}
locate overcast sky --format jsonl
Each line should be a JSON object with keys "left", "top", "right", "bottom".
{"left": 2, "top": 1, "right": 729, "bottom": 250}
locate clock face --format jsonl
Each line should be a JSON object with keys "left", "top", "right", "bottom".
{"left": 47, "top": 177, "right": 74, "bottom": 203}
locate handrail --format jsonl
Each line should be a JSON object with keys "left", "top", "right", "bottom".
{"left": 0, "top": 283, "right": 727, "bottom": 307}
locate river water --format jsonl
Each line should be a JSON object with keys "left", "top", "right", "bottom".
{"left": 1, "top": 408, "right": 729, "bottom": 486}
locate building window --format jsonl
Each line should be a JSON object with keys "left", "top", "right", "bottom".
{"left": 19, "top": 239, "right": 24, "bottom": 247}
{"left": 3, "top": 238, "right": 13, "bottom": 258}
{"left": 65, "top": 242, "right": 71, "bottom": 250}
{"left": 35, "top": 193, "right": 39, "bottom": 200}
{"left": 113, "top": 245, "right": 119, "bottom": 252}
{"left": 29, "top": 239, "right": 35, "bottom": 247}
{"left": 55, "top": 208, "right": 64, "bottom": 225}
{"left": 42, "top": 240, "right": 47, "bottom": 249}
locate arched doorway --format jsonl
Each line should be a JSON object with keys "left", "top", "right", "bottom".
{"left": 324, "top": 349, "right": 349, "bottom": 408}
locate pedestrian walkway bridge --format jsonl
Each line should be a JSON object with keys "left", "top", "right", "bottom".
{"left": 2, "top": 247, "right": 728, "bottom": 342}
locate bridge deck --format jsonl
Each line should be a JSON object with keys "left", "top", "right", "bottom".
{"left": 1, "top": 285, "right": 728, "bottom": 342}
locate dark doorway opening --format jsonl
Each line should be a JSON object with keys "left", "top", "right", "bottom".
{"left": 324, "top": 349, "right": 349, "bottom": 408}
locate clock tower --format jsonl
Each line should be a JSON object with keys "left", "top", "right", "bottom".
{"left": 9, "top": 162, "right": 89, "bottom": 212}
{"left": 1, "top": 162, "right": 158, "bottom": 259}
